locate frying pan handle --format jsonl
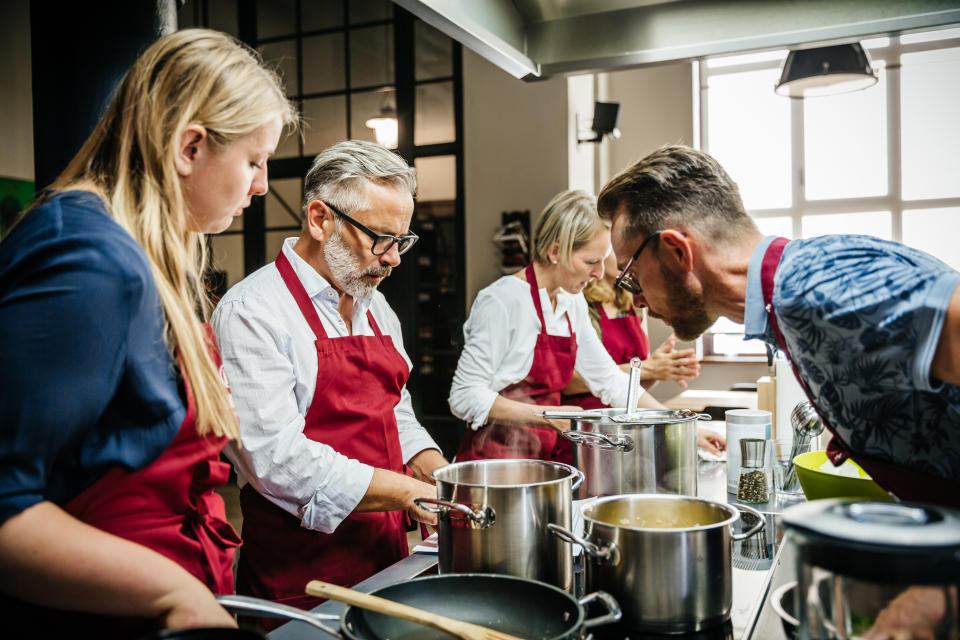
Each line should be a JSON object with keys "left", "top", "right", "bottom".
{"left": 578, "top": 590, "right": 623, "bottom": 628}
{"left": 560, "top": 430, "right": 635, "bottom": 452}
{"left": 546, "top": 523, "right": 620, "bottom": 566}
{"left": 216, "top": 594, "right": 342, "bottom": 637}
{"left": 413, "top": 497, "right": 496, "bottom": 529}
{"left": 731, "top": 503, "right": 766, "bottom": 541}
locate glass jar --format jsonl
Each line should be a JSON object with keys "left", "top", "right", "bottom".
{"left": 737, "top": 438, "right": 769, "bottom": 503}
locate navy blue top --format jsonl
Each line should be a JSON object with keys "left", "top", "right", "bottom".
{"left": 0, "top": 191, "right": 185, "bottom": 525}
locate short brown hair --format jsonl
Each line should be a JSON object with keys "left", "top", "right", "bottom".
{"left": 597, "top": 145, "right": 757, "bottom": 245}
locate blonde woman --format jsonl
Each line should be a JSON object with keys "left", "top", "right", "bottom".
{"left": 0, "top": 29, "right": 297, "bottom": 631}
{"left": 448, "top": 189, "right": 662, "bottom": 463}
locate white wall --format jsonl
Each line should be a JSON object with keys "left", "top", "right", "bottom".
{"left": 1, "top": 0, "right": 34, "bottom": 181}
{"left": 462, "top": 49, "right": 569, "bottom": 307}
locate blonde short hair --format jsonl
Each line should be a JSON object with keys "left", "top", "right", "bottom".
{"left": 533, "top": 189, "right": 606, "bottom": 266}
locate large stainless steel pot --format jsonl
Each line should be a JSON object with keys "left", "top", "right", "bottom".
{"left": 556, "top": 408, "right": 706, "bottom": 498}
{"left": 414, "top": 459, "right": 583, "bottom": 592}
{"left": 550, "top": 494, "right": 764, "bottom": 633}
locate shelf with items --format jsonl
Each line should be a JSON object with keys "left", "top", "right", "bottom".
{"left": 494, "top": 210, "right": 531, "bottom": 275}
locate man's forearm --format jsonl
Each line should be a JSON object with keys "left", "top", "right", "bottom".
{"left": 407, "top": 449, "right": 448, "bottom": 483}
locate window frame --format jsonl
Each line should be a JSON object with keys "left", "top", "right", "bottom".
{"left": 696, "top": 30, "right": 960, "bottom": 358}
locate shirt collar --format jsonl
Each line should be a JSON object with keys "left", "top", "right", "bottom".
{"left": 281, "top": 237, "right": 373, "bottom": 315}
{"left": 743, "top": 235, "right": 778, "bottom": 341}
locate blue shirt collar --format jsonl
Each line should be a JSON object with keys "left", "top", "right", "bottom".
{"left": 743, "top": 235, "right": 778, "bottom": 341}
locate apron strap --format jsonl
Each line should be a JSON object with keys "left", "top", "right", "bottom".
{"left": 275, "top": 250, "right": 329, "bottom": 340}
{"left": 367, "top": 310, "right": 384, "bottom": 337}
{"left": 525, "top": 263, "right": 574, "bottom": 336}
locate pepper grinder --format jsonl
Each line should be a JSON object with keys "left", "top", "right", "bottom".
{"left": 782, "top": 401, "right": 825, "bottom": 492}
{"left": 737, "top": 438, "right": 769, "bottom": 503}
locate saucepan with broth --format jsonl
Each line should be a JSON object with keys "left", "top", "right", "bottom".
{"left": 549, "top": 494, "right": 764, "bottom": 633}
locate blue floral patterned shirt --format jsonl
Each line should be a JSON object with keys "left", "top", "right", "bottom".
{"left": 744, "top": 235, "right": 960, "bottom": 483}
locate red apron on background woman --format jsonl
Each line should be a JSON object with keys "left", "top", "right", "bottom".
{"left": 456, "top": 263, "right": 578, "bottom": 464}
{"left": 565, "top": 303, "right": 649, "bottom": 410}
{"left": 235, "top": 251, "right": 410, "bottom": 614}
{"left": 761, "top": 237, "right": 960, "bottom": 507}
{"left": 65, "top": 324, "right": 240, "bottom": 594}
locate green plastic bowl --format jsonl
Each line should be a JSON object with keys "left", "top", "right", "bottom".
{"left": 793, "top": 450, "right": 893, "bottom": 501}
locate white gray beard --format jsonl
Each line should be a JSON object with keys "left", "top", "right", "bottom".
{"left": 323, "top": 229, "right": 379, "bottom": 300}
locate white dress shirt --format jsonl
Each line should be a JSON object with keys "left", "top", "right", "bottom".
{"left": 448, "top": 274, "right": 630, "bottom": 429}
{"left": 212, "top": 238, "right": 439, "bottom": 534}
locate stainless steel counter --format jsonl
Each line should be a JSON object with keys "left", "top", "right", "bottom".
{"left": 267, "top": 457, "right": 799, "bottom": 640}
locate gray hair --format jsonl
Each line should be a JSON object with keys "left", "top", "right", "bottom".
{"left": 597, "top": 144, "right": 757, "bottom": 245}
{"left": 532, "top": 189, "right": 606, "bottom": 266}
{"left": 302, "top": 140, "right": 417, "bottom": 223}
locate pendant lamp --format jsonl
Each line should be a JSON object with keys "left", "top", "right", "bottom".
{"left": 775, "top": 43, "right": 878, "bottom": 98}
{"left": 365, "top": 103, "right": 398, "bottom": 149}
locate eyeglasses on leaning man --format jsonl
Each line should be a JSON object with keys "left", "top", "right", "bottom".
{"left": 324, "top": 201, "right": 419, "bottom": 256}
{"left": 613, "top": 230, "right": 664, "bottom": 295}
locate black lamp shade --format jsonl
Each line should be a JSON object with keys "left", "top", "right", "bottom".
{"left": 775, "top": 43, "right": 878, "bottom": 98}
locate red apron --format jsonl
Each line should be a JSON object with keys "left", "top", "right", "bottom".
{"left": 564, "top": 303, "right": 649, "bottom": 410}
{"left": 235, "top": 250, "right": 409, "bottom": 613}
{"left": 456, "top": 263, "right": 578, "bottom": 463}
{"left": 761, "top": 237, "right": 960, "bottom": 507}
{"left": 64, "top": 324, "right": 240, "bottom": 594}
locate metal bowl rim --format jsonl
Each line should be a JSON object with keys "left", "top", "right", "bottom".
{"left": 431, "top": 458, "right": 581, "bottom": 489}
{"left": 580, "top": 493, "right": 741, "bottom": 532}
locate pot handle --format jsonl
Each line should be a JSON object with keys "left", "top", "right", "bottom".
{"left": 578, "top": 590, "right": 623, "bottom": 628}
{"left": 677, "top": 408, "right": 713, "bottom": 421}
{"left": 570, "top": 468, "right": 585, "bottom": 492}
{"left": 730, "top": 503, "right": 766, "bottom": 541}
{"left": 413, "top": 497, "right": 496, "bottom": 529}
{"left": 560, "top": 430, "right": 635, "bottom": 452}
{"left": 547, "top": 523, "right": 620, "bottom": 566}
{"left": 216, "top": 594, "right": 342, "bottom": 637}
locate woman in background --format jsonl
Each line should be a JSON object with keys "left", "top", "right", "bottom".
{"left": 0, "top": 29, "right": 297, "bottom": 632}
{"left": 561, "top": 242, "right": 725, "bottom": 454}
{"left": 448, "top": 189, "right": 663, "bottom": 464}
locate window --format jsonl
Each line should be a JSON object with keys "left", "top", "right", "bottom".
{"left": 698, "top": 27, "right": 960, "bottom": 357}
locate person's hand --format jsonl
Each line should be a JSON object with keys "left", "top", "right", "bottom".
{"left": 861, "top": 586, "right": 949, "bottom": 640}
{"left": 404, "top": 477, "right": 440, "bottom": 527}
{"left": 159, "top": 585, "right": 237, "bottom": 629}
{"left": 697, "top": 428, "right": 726, "bottom": 456}
{"left": 641, "top": 334, "right": 700, "bottom": 387}
{"left": 539, "top": 405, "right": 583, "bottom": 432}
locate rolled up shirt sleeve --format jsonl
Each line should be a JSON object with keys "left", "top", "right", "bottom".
{"left": 214, "top": 295, "right": 373, "bottom": 534}
{"left": 448, "top": 290, "right": 512, "bottom": 429}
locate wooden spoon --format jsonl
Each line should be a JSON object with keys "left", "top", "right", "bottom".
{"left": 305, "top": 580, "right": 528, "bottom": 640}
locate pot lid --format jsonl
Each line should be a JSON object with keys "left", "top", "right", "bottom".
{"left": 607, "top": 408, "right": 708, "bottom": 424}
{"left": 783, "top": 499, "right": 960, "bottom": 582}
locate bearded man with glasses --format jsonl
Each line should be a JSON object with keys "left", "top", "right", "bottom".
{"left": 213, "top": 140, "right": 447, "bottom": 619}
{"left": 598, "top": 144, "right": 960, "bottom": 518}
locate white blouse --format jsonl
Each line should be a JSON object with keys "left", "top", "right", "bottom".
{"left": 448, "top": 274, "right": 630, "bottom": 429}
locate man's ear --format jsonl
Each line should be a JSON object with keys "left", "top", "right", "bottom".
{"left": 174, "top": 124, "right": 208, "bottom": 177}
{"left": 659, "top": 229, "right": 694, "bottom": 272}
{"left": 305, "top": 200, "right": 335, "bottom": 242}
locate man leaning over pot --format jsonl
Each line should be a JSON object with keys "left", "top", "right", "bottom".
{"left": 597, "top": 144, "right": 960, "bottom": 510}
{"left": 213, "top": 140, "right": 447, "bottom": 619}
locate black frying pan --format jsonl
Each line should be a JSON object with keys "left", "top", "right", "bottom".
{"left": 211, "top": 573, "right": 620, "bottom": 640}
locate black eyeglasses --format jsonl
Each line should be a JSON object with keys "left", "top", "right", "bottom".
{"left": 324, "top": 201, "right": 419, "bottom": 256}
{"left": 614, "top": 230, "right": 663, "bottom": 295}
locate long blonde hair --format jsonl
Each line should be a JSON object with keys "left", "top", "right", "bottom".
{"left": 582, "top": 276, "right": 633, "bottom": 312}
{"left": 46, "top": 29, "right": 298, "bottom": 439}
